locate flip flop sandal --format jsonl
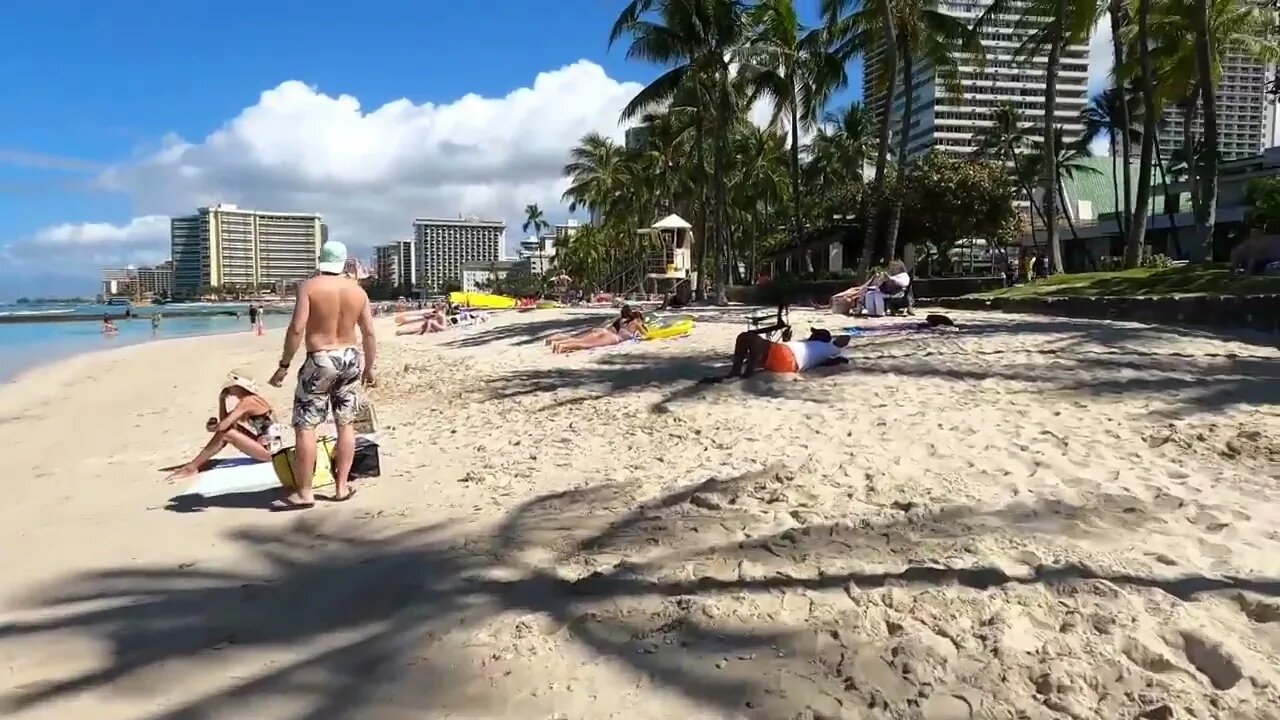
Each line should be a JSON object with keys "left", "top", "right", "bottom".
{"left": 327, "top": 489, "right": 358, "bottom": 503}
{"left": 269, "top": 497, "right": 315, "bottom": 512}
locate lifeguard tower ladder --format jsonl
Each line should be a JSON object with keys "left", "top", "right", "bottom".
{"left": 638, "top": 214, "right": 695, "bottom": 299}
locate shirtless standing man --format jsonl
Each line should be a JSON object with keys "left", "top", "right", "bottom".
{"left": 268, "top": 240, "right": 377, "bottom": 510}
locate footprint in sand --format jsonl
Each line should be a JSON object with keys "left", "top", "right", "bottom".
{"left": 1166, "top": 629, "right": 1245, "bottom": 691}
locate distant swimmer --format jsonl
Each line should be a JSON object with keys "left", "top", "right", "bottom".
{"left": 151, "top": 313, "right": 162, "bottom": 332}
{"left": 102, "top": 314, "right": 119, "bottom": 334}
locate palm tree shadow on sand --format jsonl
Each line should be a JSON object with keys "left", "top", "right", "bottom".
{"left": 1, "top": 468, "right": 1277, "bottom": 719}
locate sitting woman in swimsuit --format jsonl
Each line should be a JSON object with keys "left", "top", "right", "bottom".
{"left": 545, "top": 305, "right": 647, "bottom": 354}
{"left": 396, "top": 303, "right": 449, "bottom": 335}
{"left": 164, "top": 371, "right": 285, "bottom": 480}
{"left": 830, "top": 260, "right": 910, "bottom": 315}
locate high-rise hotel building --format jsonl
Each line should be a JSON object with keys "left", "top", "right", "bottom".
{"left": 1159, "top": 48, "right": 1280, "bottom": 161}
{"left": 101, "top": 261, "right": 173, "bottom": 299}
{"left": 170, "top": 204, "right": 327, "bottom": 296}
{"left": 864, "top": 0, "right": 1090, "bottom": 159}
{"left": 374, "top": 239, "right": 417, "bottom": 289}
{"left": 413, "top": 216, "right": 505, "bottom": 292}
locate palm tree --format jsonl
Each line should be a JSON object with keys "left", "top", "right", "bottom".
{"left": 973, "top": 103, "right": 1048, "bottom": 237}
{"left": 741, "top": 0, "right": 847, "bottom": 249}
{"left": 1031, "top": 127, "right": 1104, "bottom": 245}
{"left": 1143, "top": 0, "right": 1280, "bottom": 259}
{"left": 875, "top": 0, "right": 982, "bottom": 266}
{"left": 823, "top": 0, "right": 898, "bottom": 278}
{"left": 561, "top": 132, "right": 631, "bottom": 222}
{"left": 974, "top": 0, "right": 1100, "bottom": 273}
{"left": 522, "top": 203, "right": 550, "bottom": 283}
{"left": 806, "top": 102, "right": 875, "bottom": 192}
{"left": 733, "top": 124, "right": 789, "bottom": 275}
{"left": 1107, "top": 0, "right": 1133, "bottom": 238}
{"left": 611, "top": 0, "right": 752, "bottom": 304}
{"left": 1116, "top": 0, "right": 1274, "bottom": 260}
{"left": 1080, "top": 88, "right": 1141, "bottom": 236}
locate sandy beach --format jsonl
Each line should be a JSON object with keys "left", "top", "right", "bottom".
{"left": 2, "top": 306, "right": 1279, "bottom": 720}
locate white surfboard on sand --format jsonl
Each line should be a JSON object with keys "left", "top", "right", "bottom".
{"left": 182, "top": 457, "right": 281, "bottom": 497}
{"left": 181, "top": 435, "right": 381, "bottom": 498}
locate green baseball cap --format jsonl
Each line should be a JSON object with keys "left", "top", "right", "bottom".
{"left": 317, "top": 241, "right": 348, "bottom": 274}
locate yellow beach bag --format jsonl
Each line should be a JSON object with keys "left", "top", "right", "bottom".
{"left": 272, "top": 438, "right": 336, "bottom": 491}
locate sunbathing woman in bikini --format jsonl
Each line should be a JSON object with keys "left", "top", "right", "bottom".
{"left": 396, "top": 303, "right": 448, "bottom": 335}
{"left": 164, "top": 372, "right": 285, "bottom": 480}
{"left": 546, "top": 305, "right": 647, "bottom": 354}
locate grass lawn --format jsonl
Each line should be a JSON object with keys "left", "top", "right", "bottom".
{"left": 976, "top": 265, "right": 1280, "bottom": 298}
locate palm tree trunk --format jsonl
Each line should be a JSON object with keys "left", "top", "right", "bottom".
{"left": 1125, "top": 0, "right": 1157, "bottom": 269}
{"left": 694, "top": 109, "right": 708, "bottom": 300}
{"left": 859, "top": 7, "right": 898, "bottom": 281}
{"left": 1152, "top": 133, "right": 1182, "bottom": 257}
{"left": 1042, "top": 9, "right": 1063, "bottom": 273}
{"left": 1110, "top": 135, "right": 1123, "bottom": 236}
{"left": 1193, "top": 0, "right": 1218, "bottom": 262}
{"left": 882, "top": 37, "right": 914, "bottom": 266}
{"left": 1007, "top": 140, "right": 1049, "bottom": 232}
{"left": 1110, "top": 0, "right": 1133, "bottom": 236}
{"left": 751, "top": 206, "right": 760, "bottom": 283}
{"left": 712, "top": 75, "right": 731, "bottom": 304}
{"left": 1183, "top": 96, "right": 1201, "bottom": 220}
{"left": 789, "top": 73, "right": 803, "bottom": 248}
{"left": 1058, "top": 182, "right": 1081, "bottom": 244}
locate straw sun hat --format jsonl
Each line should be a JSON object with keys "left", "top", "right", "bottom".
{"left": 223, "top": 370, "right": 262, "bottom": 395}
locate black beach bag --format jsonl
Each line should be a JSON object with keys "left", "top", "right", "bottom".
{"left": 351, "top": 437, "right": 382, "bottom": 479}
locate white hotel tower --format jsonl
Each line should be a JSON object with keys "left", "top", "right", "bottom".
{"left": 1158, "top": 48, "right": 1280, "bottom": 162}
{"left": 413, "top": 216, "right": 505, "bottom": 292}
{"left": 863, "top": 0, "right": 1091, "bottom": 159}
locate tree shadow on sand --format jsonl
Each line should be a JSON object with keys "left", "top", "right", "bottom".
{"left": 3, "top": 467, "right": 1277, "bottom": 719}
{"left": 467, "top": 314, "right": 1280, "bottom": 416}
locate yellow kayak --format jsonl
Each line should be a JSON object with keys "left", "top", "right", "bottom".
{"left": 448, "top": 292, "right": 518, "bottom": 309}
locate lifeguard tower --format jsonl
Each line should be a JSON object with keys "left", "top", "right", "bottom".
{"left": 638, "top": 213, "right": 695, "bottom": 298}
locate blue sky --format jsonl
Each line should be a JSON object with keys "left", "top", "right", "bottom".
{"left": 0, "top": 0, "right": 847, "bottom": 300}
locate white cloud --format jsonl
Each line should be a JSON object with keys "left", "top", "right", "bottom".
{"left": 32, "top": 215, "right": 169, "bottom": 247}
{"left": 1087, "top": 18, "right": 1113, "bottom": 99}
{"left": 1085, "top": 20, "right": 1115, "bottom": 156}
{"left": 11, "top": 61, "right": 645, "bottom": 275}
{"left": 2, "top": 216, "right": 171, "bottom": 274}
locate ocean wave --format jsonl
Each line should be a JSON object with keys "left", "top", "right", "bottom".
{"left": 0, "top": 308, "right": 76, "bottom": 317}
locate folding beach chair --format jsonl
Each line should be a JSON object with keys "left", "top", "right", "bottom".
{"left": 745, "top": 304, "right": 791, "bottom": 341}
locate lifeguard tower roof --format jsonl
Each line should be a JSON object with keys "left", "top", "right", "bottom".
{"left": 651, "top": 214, "right": 692, "bottom": 230}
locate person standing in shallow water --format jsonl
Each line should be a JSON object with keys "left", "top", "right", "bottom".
{"left": 248, "top": 303, "right": 259, "bottom": 330}
{"left": 268, "top": 240, "right": 377, "bottom": 511}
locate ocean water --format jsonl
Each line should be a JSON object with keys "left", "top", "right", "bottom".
{"left": 0, "top": 303, "right": 292, "bottom": 382}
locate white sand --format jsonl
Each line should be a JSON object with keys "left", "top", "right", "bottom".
{"left": 1, "top": 307, "right": 1279, "bottom": 720}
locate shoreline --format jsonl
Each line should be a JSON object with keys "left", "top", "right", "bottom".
{"left": 0, "top": 316, "right": 289, "bottom": 384}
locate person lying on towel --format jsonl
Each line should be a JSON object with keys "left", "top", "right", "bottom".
{"left": 544, "top": 304, "right": 647, "bottom": 354}
{"left": 700, "top": 328, "right": 852, "bottom": 384}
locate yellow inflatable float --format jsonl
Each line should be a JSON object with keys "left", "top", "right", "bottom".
{"left": 448, "top": 291, "right": 518, "bottom": 309}
{"left": 642, "top": 313, "right": 695, "bottom": 341}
